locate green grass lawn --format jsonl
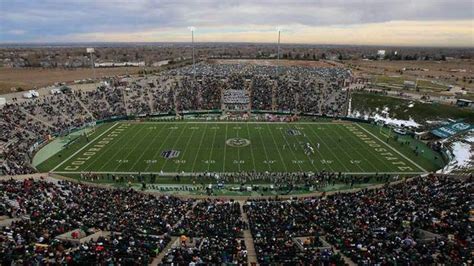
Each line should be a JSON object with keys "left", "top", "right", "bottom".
{"left": 38, "top": 121, "right": 442, "bottom": 175}
{"left": 416, "top": 79, "right": 448, "bottom": 91}
{"left": 352, "top": 92, "right": 474, "bottom": 123}
{"left": 375, "top": 75, "right": 405, "bottom": 85}
{"left": 374, "top": 76, "right": 449, "bottom": 92}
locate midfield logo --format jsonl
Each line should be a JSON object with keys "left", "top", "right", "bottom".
{"left": 287, "top": 129, "right": 301, "bottom": 136}
{"left": 226, "top": 138, "right": 251, "bottom": 147}
{"left": 161, "top": 150, "right": 180, "bottom": 159}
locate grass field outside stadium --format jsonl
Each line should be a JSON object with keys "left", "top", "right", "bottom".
{"left": 36, "top": 121, "right": 444, "bottom": 177}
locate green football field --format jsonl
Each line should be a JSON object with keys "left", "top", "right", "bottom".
{"left": 43, "top": 121, "right": 443, "bottom": 175}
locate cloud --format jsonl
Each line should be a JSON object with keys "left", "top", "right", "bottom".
{"left": 0, "top": 0, "right": 473, "bottom": 46}
{"left": 6, "top": 30, "right": 26, "bottom": 35}
{"left": 39, "top": 20, "right": 471, "bottom": 47}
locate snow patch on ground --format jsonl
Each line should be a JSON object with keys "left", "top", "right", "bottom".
{"left": 372, "top": 114, "right": 420, "bottom": 128}
{"left": 349, "top": 110, "right": 370, "bottom": 120}
{"left": 439, "top": 141, "right": 473, "bottom": 174}
{"left": 349, "top": 109, "right": 420, "bottom": 128}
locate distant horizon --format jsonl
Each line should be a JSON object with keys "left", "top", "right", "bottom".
{"left": 0, "top": 41, "right": 473, "bottom": 49}
{"left": 1, "top": 1, "right": 472, "bottom": 47}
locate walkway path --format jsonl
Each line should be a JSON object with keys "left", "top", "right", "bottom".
{"left": 239, "top": 201, "right": 258, "bottom": 265}
{"left": 150, "top": 236, "right": 178, "bottom": 265}
{"left": 73, "top": 93, "right": 96, "bottom": 120}
{"left": 21, "top": 110, "right": 56, "bottom": 129}
{"left": 320, "top": 236, "right": 356, "bottom": 266}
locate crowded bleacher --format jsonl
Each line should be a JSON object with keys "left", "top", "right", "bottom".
{"left": 0, "top": 63, "right": 350, "bottom": 176}
{"left": 2, "top": 61, "right": 471, "bottom": 265}
{"left": 245, "top": 175, "right": 473, "bottom": 265}
{"left": 0, "top": 174, "right": 471, "bottom": 264}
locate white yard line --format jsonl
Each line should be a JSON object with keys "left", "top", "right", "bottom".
{"left": 50, "top": 121, "right": 428, "bottom": 175}
{"left": 128, "top": 123, "right": 168, "bottom": 171}
{"left": 191, "top": 123, "right": 209, "bottom": 172}
{"left": 222, "top": 124, "right": 228, "bottom": 172}
{"left": 139, "top": 121, "right": 338, "bottom": 124}
{"left": 160, "top": 124, "right": 189, "bottom": 171}
{"left": 236, "top": 130, "right": 241, "bottom": 172}
{"left": 176, "top": 124, "right": 198, "bottom": 172}
{"left": 142, "top": 125, "right": 177, "bottom": 172}
{"left": 206, "top": 125, "right": 218, "bottom": 172}
{"left": 339, "top": 125, "right": 394, "bottom": 171}
{"left": 308, "top": 125, "right": 349, "bottom": 172}
{"left": 356, "top": 124, "right": 427, "bottom": 172}
{"left": 246, "top": 123, "right": 257, "bottom": 171}
{"left": 256, "top": 125, "right": 272, "bottom": 172}
{"left": 82, "top": 123, "right": 134, "bottom": 172}
{"left": 269, "top": 124, "right": 294, "bottom": 172}
{"left": 52, "top": 170, "right": 426, "bottom": 176}
{"left": 329, "top": 125, "right": 367, "bottom": 172}
{"left": 98, "top": 124, "right": 146, "bottom": 171}
{"left": 297, "top": 125, "right": 334, "bottom": 172}
{"left": 50, "top": 123, "right": 119, "bottom": 172}
{"left": 284, "top": 124, "right": 318, "bottom": 172}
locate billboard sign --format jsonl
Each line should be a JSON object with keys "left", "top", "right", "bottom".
{"left": 431, "top": 122, "right": 473, "bottom": 138}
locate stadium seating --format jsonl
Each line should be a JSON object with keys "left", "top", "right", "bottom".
{"left": 0, "top": 175, "right": 471, "bottom": 264}
{"left": 0, "top": 64, "right": 350, "bottom": 175}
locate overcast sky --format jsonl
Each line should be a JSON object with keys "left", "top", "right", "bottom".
{"left": 0, "top": 0, "right": 473, "bottom": 46}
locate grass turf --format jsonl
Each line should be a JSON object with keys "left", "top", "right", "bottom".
{"left": 352, "top": 92, "right": 474, "bottom": 123}
{"left": 38, "top": 121, "right": 443, "bottom": 175}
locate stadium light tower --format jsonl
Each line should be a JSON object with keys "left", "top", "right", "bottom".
{"left": 86, "top": 47, "right": 96, "bottom": 81}
{"left": 188, "top": 26, "right": 196, "bottom": 79}
{"left": 276, "top": 27, "right": 282, "bottom": 76}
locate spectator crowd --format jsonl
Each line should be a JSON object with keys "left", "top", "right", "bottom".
{"left": 245, "top": 175, "right": 473, "bottom": 265}
{"left": 1, "top": 63, "right": 350, "bottom": 176}
{"left": 1, "top": 174, "right": 471, "bottom": 265}
{"left": 0, "top": 178, "right": 191, "bottom": 264}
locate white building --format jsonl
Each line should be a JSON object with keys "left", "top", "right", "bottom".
{"left": 377, "top": 50, "right": 386, "bottom": 58}
{"left": 94, "top": 61, "right": 145, "bottom": 68}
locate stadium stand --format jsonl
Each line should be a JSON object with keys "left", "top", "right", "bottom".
{"left": 2, "top": 63, "right": 470, "bottom": 265}
{"left": 0, "top": 174, "right": 471, "bottom": 264}
{"left": 0, "top": 64, "right": 350, "bottom": 175}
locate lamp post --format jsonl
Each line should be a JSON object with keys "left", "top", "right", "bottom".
{"left": 86, "top": 47, "right": 96, "bottom": 81}
{"left": 188, "top": 26, "right": 196, "bottom": 79}
{"left": 276, "top": 27, "right": 282, "bottom": 76}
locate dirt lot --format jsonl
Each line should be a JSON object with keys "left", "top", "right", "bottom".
{"left": 0, "top": 67, "right": 150, "bottom": 94}
{"left": 209, "top": 59, "right": 340, "bottom": 68}
{"left": 346, "top": 59, "right": 473, "bottom": 89}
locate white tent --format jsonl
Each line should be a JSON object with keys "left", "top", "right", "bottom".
{"left": 23, "top": 90, "right": 39, "bottom": 98}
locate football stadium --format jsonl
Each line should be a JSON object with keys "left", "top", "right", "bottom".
{"left": 42, "top": 121, "right": 435, "bottom": 175}
{"left": 2, "top": 59, "right": 471, "bottom": 265}
{"left": 1, "top": 1, "right": 473, "bottom": 265}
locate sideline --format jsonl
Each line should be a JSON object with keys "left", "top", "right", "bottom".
{"left": 33, "top": 128, "right": 88, "bottom": 167}
{"left": 51, "top": 170, "right": 425, "bottom": 176}
{"left": 3, "top": 172, "right": 435, "bottom": 201}
{"left": 356, "top": 123, "right": 427, "bottom": 172}
{"left": 135, "top": 121, "right": 338, "bottom": 124}
{"left": 3, "top": 173, "right": 469, "bottom": 201}
{"left": 50, "top": 123, "right": 119, "bottom": 172}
